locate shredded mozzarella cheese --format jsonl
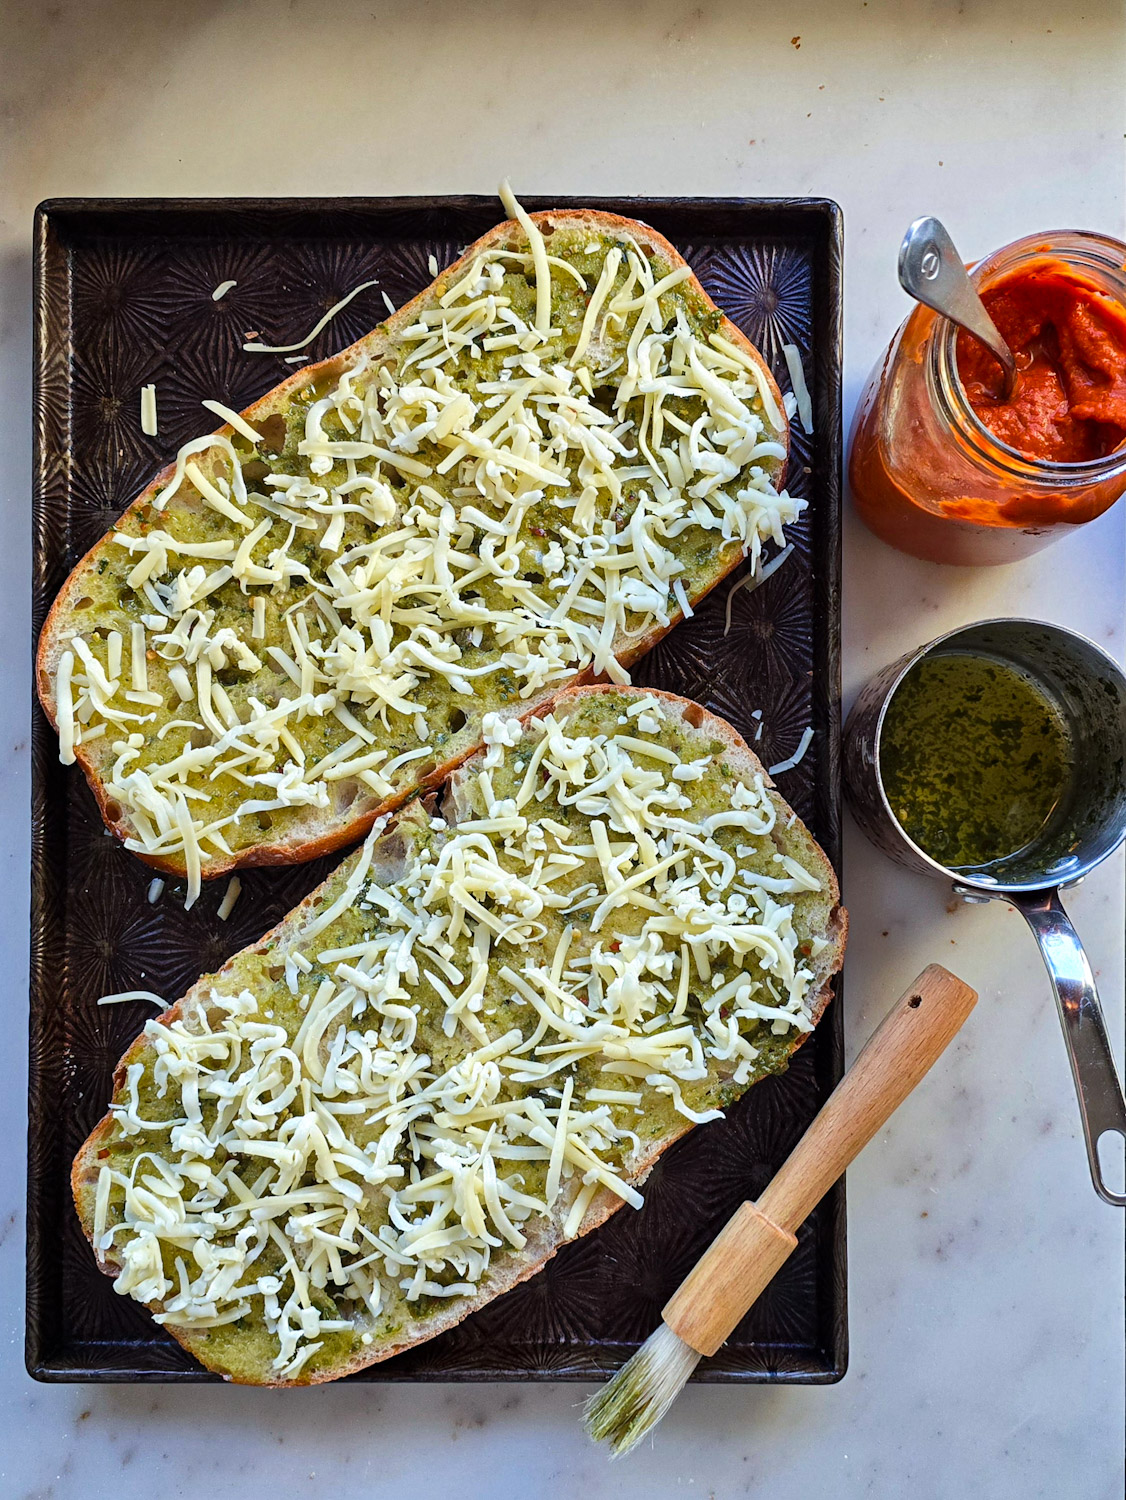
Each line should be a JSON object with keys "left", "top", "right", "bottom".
{"left": 782, "top": 343, "right": 813, "bottom": 434}
{"left": 217, "top": 875, "right": 242, "bottom": 921}
{"left": 91, "top": 697, "right": 825, "bottom": 1379}
{"left": 140, "top": 384, "right": 158, "bottom": 437}
{"left": 243, "top": 282, "right": 381, "bottom": 355}
{"left": 723, "top": 543, "right": 796, "bottom": 636}
{"left": 53, "top": 191, "right": 797, "bottom": 886}
{"left": 768, "top": 726, "right": 815, "bottom": 776}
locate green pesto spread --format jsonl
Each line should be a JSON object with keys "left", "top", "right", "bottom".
{"left": 880, "top": 651, "right": 1072, "bottom": 870}
{"left": 89, "top": 690, "right": 831, "bottom": 1383}
{"left": 53, "top": 223, "right": 793, "bottom": 881}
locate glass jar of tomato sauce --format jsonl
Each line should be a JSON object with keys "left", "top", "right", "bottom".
{"left": 849, "top": 230, "right": 1126, "bottom": 564}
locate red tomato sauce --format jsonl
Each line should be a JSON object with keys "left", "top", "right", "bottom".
{"left": 957, "top": 261, "right": 1126, "bottom": 463}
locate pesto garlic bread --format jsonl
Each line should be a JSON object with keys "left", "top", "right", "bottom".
{"left": 38, "top": 198, "right": 795, "bottom": 903}
{"left": 73, "top": 686, "right": 844, "bottom": 1385}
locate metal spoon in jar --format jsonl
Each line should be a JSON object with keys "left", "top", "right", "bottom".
{"left": 899, "top": 216, "right": 1019, "bottom": 399}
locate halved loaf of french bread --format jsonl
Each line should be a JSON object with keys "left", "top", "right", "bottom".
{"left": 38, "top": 202, "right": 794, "bottom": 902}
{"left": 73, "top": 685, "right": 844, "bottom": 1384}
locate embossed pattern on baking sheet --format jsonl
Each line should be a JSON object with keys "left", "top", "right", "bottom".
{"left": 30, "top": 199, "right": 843, "bottom": 1383}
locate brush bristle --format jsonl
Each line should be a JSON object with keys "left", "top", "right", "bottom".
{"left": 584, "top": 1322, "right": 701, "bottom": 1456}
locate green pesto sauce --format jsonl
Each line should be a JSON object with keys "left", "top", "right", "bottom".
{"left": 879, "top": 652, "right": 1071, "bottom": 870}
{"left": 68, "top": 230, "right": 767, "bottom": 863}
{"left": 95, "top": 691, "right": 824, "bottom": 1382}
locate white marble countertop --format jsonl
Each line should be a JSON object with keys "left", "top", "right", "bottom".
{"left": 1, "top": 1, "right": 1122, "bottom": 1496}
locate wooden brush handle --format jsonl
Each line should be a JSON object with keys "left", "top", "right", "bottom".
{"left": 663, "top": 964, "right": 977, "bottom": 1358}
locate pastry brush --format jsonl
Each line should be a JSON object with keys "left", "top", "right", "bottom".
{"left": 584, "top": 963, "right": 977, "bottom": 1455}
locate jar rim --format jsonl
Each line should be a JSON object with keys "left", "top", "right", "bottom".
{"left": 929, "top": 229, "right": 1126, "bottom": 484}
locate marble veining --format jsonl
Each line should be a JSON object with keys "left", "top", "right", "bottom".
{"left": 0, "top": 0, "right": 1122, "bottom": 1496}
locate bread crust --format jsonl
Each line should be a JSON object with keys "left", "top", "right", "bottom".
{"left": 71, "top": 685, "right": 844, "bottom": 1385}
{"left": 38, "top": 210, "right": 789, "bottom": 879}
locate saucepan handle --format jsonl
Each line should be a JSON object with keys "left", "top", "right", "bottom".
{"left": 1012, "top": 889, "right": 1126, "bottom": 1206}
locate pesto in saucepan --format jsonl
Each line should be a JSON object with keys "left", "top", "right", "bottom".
{"left": 879, "top": 651, "right": 1072, "bottom": 870}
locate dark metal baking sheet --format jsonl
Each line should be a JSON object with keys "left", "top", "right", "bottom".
{"left": 29, "top": 195, "right": 844, "bottom": 1383}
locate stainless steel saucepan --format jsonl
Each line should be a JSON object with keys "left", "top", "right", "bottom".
{"left": 844, "top": 618, "right": 1126, "bottom": 1205}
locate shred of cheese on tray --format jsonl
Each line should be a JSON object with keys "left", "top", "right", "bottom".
{"left": 140, "top": 384, "right": 158, "bottom": 437}
{"left": 91, "top": 697, "right": 823, "bottom": 1380}
{"left": 54, "top": 193, "right": 798, "bottom": 904}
